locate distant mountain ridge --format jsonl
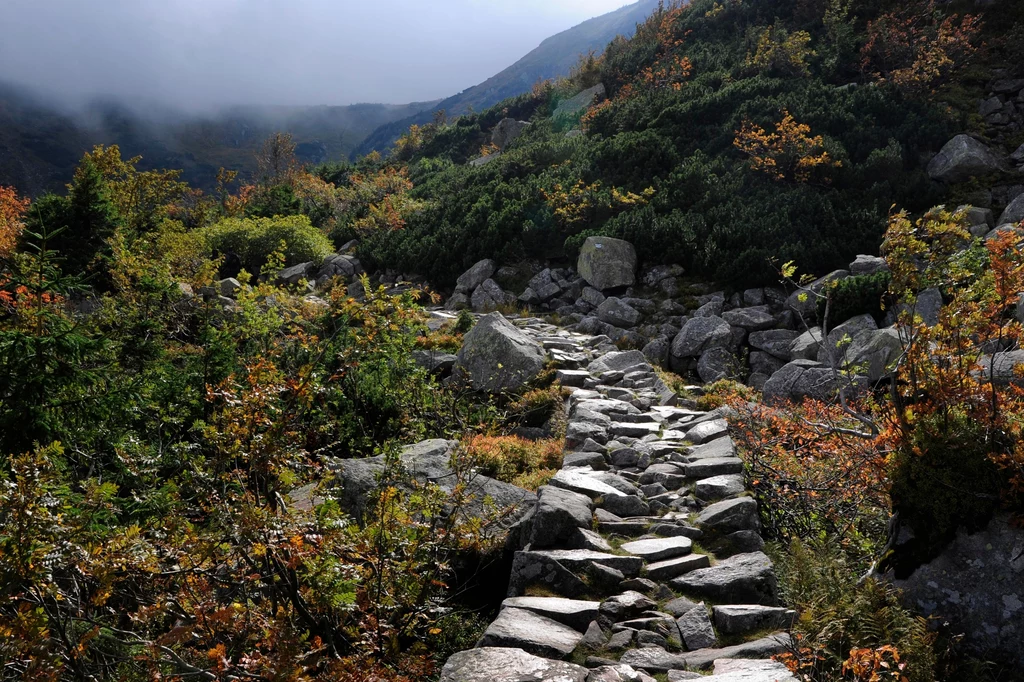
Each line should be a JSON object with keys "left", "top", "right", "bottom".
{"left": 354, "top": 0, "right": 661, "bottom": 158}
{"left": 0, "top": 85, "right": 439, "bottom": 196}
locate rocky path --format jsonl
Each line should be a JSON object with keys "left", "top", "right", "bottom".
{"left": 441, "top": 316, "right": 797, "bottom": 682}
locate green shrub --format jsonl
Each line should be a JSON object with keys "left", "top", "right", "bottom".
{"left": 817, "top": 271, "right": 893, "bottom": 326}
{"left": 199, "top": 214, "right": 334, "bottom": 274}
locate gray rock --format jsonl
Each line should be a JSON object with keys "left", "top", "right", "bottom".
{"left": 789, "top": 328, "right": 822, "bottom": 361}
{"left": 999, "top": 192, "right": 1024, "bottom": 227}
{"left": 849, "top": 254, "right": 889, "bottom": 276}
{"left": 601, "top": 494, "right": 651, "bottom": 518}
{"left": 703, "top": 659, "right": 797, "bottom": 682}
{"left": 509, "top": 551, "right": 588, "bottom": 598}
{"left": 578, "top": 237, "right": 637, "bottom": 290}
{"left": 684, "top": 458, "right": 744, "bottom": 479}
{"left": 598, "top": 297, "right": 642, "bottom": 328}
{"left": 762, "top": 360, "right": 838, "bottom": 404}
{"left": 671, "top": 316, "right": 732, "bottom": 360}
{"left": 698, "top": 347, "right": 737, "bottom": 384}
{"left": 694, "top": 475, "right": 746, "bottom": 501}
{"left": 588, "top": 665, "right": 658, "bottom": 682}
{"left": 620, "top": 536, "right": 693, "bottom": 562}
{"left": 455, "top": 313, "right": 547, "bottom": 392}
{"left": 564, "top": 451, "right": 608, "bottom": 470}
{"left": 786, "top": 271, "right": 849, "bottom": 320}
{"left": 440, "top": 647, "right": 588, "bottom": 682}
{"left": 672, "top": 552, "right": 779, "bottom": 605}
{"left": 888, "top": 512, "right": 1024, "bottom": 666}
{"left": 472, "top": 279, "right": 515, "bottom": 312}
{"left": 722, "top": 307, "right": 775, "bottom": 332}
{"left": 677, "top": 603, "right": 717, "bottom": 650}
{"left": 708, "top": 530, "right": 766, "bottom": 558}
{"left": 411, "top": 350, "right": 458, "bottom": 375}
{"left": 217, "top": 277, "right": 243, "bottom": 297}
{"left": 588, "top": 351, "right": 653, "bottom": 378}
{"left": 276, "top": 262, "right": 315, "bottom": 285}
{"left": 749, "top": 351, "right": 785, "bottom": 378}
{"left": 676, "top": 634, "right": 793, "bottom": 670}
{"left": 553, "top": 83, "right": 607, "bottom": 119}
{"left": 582, "top": 620, "right": 608, "bottom": 648}
{"left": 643, "top": 264, "right": 685, "bottom": 287}
{"left": 693, "top": 299, "right": 724, "bottom": 318}
{"left": 712, "top": 605, "right": 795, "bottom": 635}
{"left": 927, "top": 134, "right": 1003, "bottom": 183}
{"left": 455, "top": 259, "right": 497, "bottom": 294}
{"left": 530, "top": 486, "right": 594, "bottom": 548}
{"left": 977, "top": 350, "right": 1024, "bottom": 385}
{"left": 581, "top": 286, "right": 607, "bottom": 308}
{"left": 820, "top": 314, "right": 878, "bottom": 366}
{"left": 599, "top": 591, "right": 657, "bottom": 620}
{"left": 646, "top": 554, "right": 711, "bottom": 580}
{"left": 528, "top": 269, "right": 566, "bottom": 302}
{"left": 643, "top": 337, "right": 671, "bottom": 368}
{"left": 503, "top": 596, "right": 601, "bottom": 632}
{"left": 330, "top": 439, "right": 534, "bottom": 530}
{"left": 842, "top": 327, "right": 903, "bottom": 382}
{"left": 569, "top": 528, "right": 613, "bottom": 552}
{"left": 533, "top": 549, "right": 643, "bottom": 577}
{"left": 445, "top": 292, "right": 470, "bottom": 311}
{"left": 686, "top": 419, "right": 729, "bottom": 445}
{"left": 493, "top": 119, "right": 530, "bottom": 151}
{"left": 748, "top": 330, "right": 800, "bottom": 361}
{"left": 551, "top": 469, "right": 626, "bottom": 499}
{"left": 479, "top": 607, "right": 584, "bottom": 659}
{"left": 698, "top": 497, "right": 759, "bottom": 534}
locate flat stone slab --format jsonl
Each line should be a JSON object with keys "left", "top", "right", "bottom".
{"left": 672, "top": 552, "right": 778, "bottom": 606}
{"left": 550, "top": 469, "right": 626, "bottom": 498}
{"left": 646, "top": 554, "right": 711, "bottom": 580}
{"left": 697, "top": 497, "right": 759, "bottom": 534}
{"left": 478, "top": 607, "right": 584, "bottom": 659}
{"left": 533, "top": 549, "right": 644, "bottom": 577}
{"left": 702, "top": 658, "right": 797, "bottom": 682}
{"left": 440, "top": 647, "right": 588, "bottom": 682}
{"left": 712, "top": 605, "right": 796, "bottom": 635}
{"left": 686, "top": 437, "right": 736, "bottom": 460}
{"left": 678, "top": 634, "right": 793, "bottom": 670}
{"left": 694, "top": 475, "right": 745, "bottom": 501}
{"left": 502, "top": 597, "right": 601, "bottom": 631}
{"left": 610, "top": 422, "right": 662, "bottom": 438}
{"left": 621, "top": 536, "right": 693, "bottom": 561}
{"left": 686, "top": 419, "right": 729, "bottom": 444}
{"left": 575, "top": 398, "right": 641, "bottom": 416}
{"left": 684, "top": 458, "right": 744, "bottom": 478}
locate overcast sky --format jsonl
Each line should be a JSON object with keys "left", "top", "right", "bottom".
{"left": 0, "top": 0, "right": 633, "bottom": 111}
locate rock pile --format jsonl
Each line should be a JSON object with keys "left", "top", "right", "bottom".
{"left": 441, "top": 315, "right": 796, "bottom": 681}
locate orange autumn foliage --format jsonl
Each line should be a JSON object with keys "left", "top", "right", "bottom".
{"left": 0, "top": 186, "right": 29, "bottom": 259}
{"left": 734, "top": 111, "right": 841, "bottom": 183}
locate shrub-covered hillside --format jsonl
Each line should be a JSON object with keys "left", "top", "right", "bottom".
{"left": 355, "top": 0, "right": 1022, "bottom": 288}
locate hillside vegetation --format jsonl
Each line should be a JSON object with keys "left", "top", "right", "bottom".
{"left": 356, "top": 0, "right": 1021, "bottom": 288}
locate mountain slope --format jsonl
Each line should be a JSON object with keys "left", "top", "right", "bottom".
{"left": 0, "top": 84, "right": 438, "bottom": 196}
{"left": 354, "top": 0, "right": 661, "bottom": 158}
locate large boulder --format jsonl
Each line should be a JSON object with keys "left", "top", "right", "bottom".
{"left": 276, "top": 262, "right": 315, "bottom": 285}
{"left": 786, "top": 270, "right": 849, "bottom": 320}
{"left": 329, "top": 439, "right": 535, "bottom": 529}
{"left": 455, "top": 313, "right": 547, "bottom": 392}
{"left": 456, "top": 259, "right": 498, "bottom": 294}
{"left": 762, "top": 359, "right": 839, "bottom": 404}
{"left": 843, "top": 328, "right": 903, "bottom": 382}
{"left": 553, "top": 83, "right": 607, "bottom": 119}
{"left": 671, "top": 552, "right": 779, "bottom": 605}
{"left": 597, "top": 297, "right": 642, "bottom": 328}
{"left": 888, "top": 513, "right": 1024, "bottom": 667}
{"left": 492, "top": 119, "right": 530, "bottom": 151}
{"left": 819, "top": 314, "right": 878, "bottom": 367}
{"left": 471, "top": 279, "right": 516, "bottom": 312}
{"left": 577, "top": 237, "right": 637, "bottom": 290}
{"left": 927, "top": 134, "right": 1003, "bottom": 183}
{"left": 478, "top": 607, "right": 584, "bottom": 659}
{"left": 999, "top": 192, "right": 1024, "bottom": 226}
{"left": 530, "top": 486, "right": 594, "bottom": 548}
{"left": 441, "top": 647, "right": 588, "bottom": 682}
{"left": 671, "top": 316, "right": 732, "bottom": 360}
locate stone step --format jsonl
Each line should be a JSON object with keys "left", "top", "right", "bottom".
{"left": 501, "top": 596, "right": 600, "bottom": 632}
{"left": 620, "top": 536, "right": 693, "bottom": 562}
{"left": 477, "top": 607, "right": 583, "bottom": 659}
{"left": 645, "top": 554, "right": 711, "bottom": 580}
{"left": 618, "top": 633, "right": 792, "bottom": 672}
{"left": 670, "top": 552, "right": 778, "bottom": 606}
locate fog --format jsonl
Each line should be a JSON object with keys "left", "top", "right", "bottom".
{"left": 0, "top": 0, "right": 633, "bottom": 112}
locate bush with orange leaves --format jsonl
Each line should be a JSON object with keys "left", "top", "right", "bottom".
{"left": 0, "top": 185, "right": 28, "bottom": 259}
{"left": 461, "top": 434, "right": 563, "bottom": 491}
{"left": 734, "top": 111, "right": 842, "bottom": 184}
{"left": 861, "top": 0, "right": 982, "bottom": 95}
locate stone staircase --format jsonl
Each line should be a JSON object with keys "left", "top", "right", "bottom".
{"left": 440, "top": 317, "right": 797, "bottom": 682}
